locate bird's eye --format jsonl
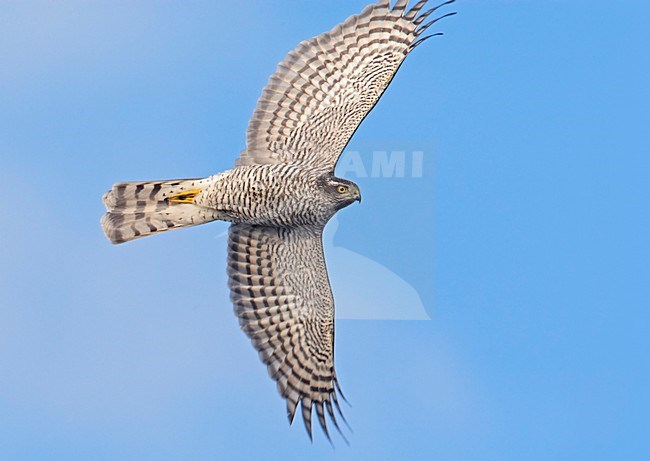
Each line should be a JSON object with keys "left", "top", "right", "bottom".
{"left": 337, "top": 185, "right": 348, "bottom": 194}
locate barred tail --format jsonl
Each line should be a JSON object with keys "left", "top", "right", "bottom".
{"left": 101, "top": 178, "right": 219, "bottom": 244}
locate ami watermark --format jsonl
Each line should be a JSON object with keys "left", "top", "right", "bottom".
{"left": 337, "top": 149, "right": 426, "bottom": 178}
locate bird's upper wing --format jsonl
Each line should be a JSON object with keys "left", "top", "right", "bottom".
{"left": 237, "top": 0, "right": 456, "bottom": 171}
{"left": 227, "top": 223, "right": 346, "bottom": 441}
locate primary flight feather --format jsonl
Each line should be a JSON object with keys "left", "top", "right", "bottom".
{"left": 101, "top": 0, "right": 455, "bottom": 442}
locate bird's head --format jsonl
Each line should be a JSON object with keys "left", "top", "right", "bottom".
{"left": 320, "top": 175, "right": 361, "bottom": 210}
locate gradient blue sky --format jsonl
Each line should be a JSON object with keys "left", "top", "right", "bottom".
{"left": 1, "top": 1, "right": 649, "bottom": 459}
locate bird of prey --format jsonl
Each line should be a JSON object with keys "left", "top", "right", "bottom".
{"left": 101, "top": 0, "right": 455, "bottom": 442}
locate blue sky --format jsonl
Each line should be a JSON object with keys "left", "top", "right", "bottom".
{"left": 1, "top": 0, "right": 649, "bottom": 459}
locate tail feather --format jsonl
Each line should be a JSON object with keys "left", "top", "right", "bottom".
{"left": 101, "top": 178, "right": 219, "bottom": 244}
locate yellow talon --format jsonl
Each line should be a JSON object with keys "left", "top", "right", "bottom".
{"left": 168, "top": 189, "right": 202, "bottom": 204}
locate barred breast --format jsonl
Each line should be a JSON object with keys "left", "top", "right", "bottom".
{"left": 199, "top": 163, "right": 330, "bottom": 227}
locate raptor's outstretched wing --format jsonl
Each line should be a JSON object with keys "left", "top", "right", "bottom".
{"left": 237, "top": 0, "right": 456, "bottom": 171}
{"left": 227, "top": 223, "right": 347, "bottom": 441}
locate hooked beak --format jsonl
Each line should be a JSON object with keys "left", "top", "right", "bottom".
{"left": 354, "top": 187, "right": 362, "bottom": 203}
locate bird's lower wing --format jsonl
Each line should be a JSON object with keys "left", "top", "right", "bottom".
{"left": 227, "top": 223, "right": 346, "bottom": 441}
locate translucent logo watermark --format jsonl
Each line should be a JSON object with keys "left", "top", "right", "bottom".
{"left": 337, "top": 150, "right": 424, "bottom": 178}
{"left": 331, "top": 142, "right": 433, "bottom": 319}
{"left": 218, "top": 142, "right": 434, "bottom": 321}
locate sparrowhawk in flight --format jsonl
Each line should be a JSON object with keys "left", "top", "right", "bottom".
{"left": 101, "top": 0, "right": 455, "bottom": 442}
